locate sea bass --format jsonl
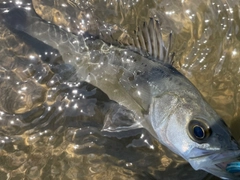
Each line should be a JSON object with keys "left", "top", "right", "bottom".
{"left": 1, "top": 6, "right": 240, "bottom": 179}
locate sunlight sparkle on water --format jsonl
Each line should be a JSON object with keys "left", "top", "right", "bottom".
{"left": 58, "top": 106, "right": 63, "bottom": 111}
{"left": 29, "top": 136, "right": 35, "bottom": 140}
{"left": 232, "top": 49, "right": 238, "bottom": 56}
{"left": 24, "top": 6, "right": 31, "bottom": 10}
{"left": 21, "top": 86, "right": 27, "bottom": 91}
{"left": 3, "top": 9, "right": 9, "bottom": 13}
{"left": 165, "top": 11, "right": 175, "bottom": 15}
{"left": 74, "top": 145, "right": 79, "bottom": 149}
{"left": 137, "top": 91, "right": 141, "bottom": 96}
{"left": 72, "top": 89, "right": 78, "bottom": 94}
{"left": 73, "top": 103, "right": 78, "bottom": 109}
{"left": 49, "top": 136, "right": 54, "bottom": 141}
{"left": 15, "top": 0, "right": 22, "bottom": 5}
{"left": 126, "top": 163, "right": 133, "bottom": 167}
{"left": 144, "top": 139, "right": 154, "bottom": 149}
{"left": 185, "top": 9, "right": 190, "bottom": 14}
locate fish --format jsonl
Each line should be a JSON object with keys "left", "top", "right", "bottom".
{"left": 1, "top": 6, "right": 240, "bottom": 179}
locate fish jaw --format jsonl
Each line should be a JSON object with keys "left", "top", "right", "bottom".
{"left": 188, "top": 149, "right": 240, "bottom": 179}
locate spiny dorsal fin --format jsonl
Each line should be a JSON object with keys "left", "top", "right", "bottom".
{"left": 118, "top": 18, "right": 174, "bottom": 65}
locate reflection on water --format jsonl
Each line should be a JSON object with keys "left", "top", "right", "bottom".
{"left": 0, "top": 0, "right": 240, "bottom": 179}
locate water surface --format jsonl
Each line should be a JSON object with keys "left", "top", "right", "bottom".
{"left": 0, "top": 0, "right": 240, "bottom": 179}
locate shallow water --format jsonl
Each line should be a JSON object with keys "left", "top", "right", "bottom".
{"left": 0, "top": 0, "right": 240, "bottom": 179}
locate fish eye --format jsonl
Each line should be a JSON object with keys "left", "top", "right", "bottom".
{"left": 187, "top": 119, "right": 211, "bottom": 143}
{"left": 193, "top": 125, "right": 205, "bottom": 139}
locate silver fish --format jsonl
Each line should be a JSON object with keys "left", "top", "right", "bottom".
{"left": 2, "top": 7, "right": 240, "bottom": 179}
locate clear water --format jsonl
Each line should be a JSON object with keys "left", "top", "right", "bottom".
{"left": 0, "top": 0, "right": 240, "bottom": 179}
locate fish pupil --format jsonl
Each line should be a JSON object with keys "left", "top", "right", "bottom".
{"left": 193, "top": 125, "right": 205, "bottom": 139}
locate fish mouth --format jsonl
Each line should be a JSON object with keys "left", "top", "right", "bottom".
{"left": 214, "top": 158, "right": 240, "bottom": 179}
{"left": 189, "top": 150, "right": 240, "bottom": 179}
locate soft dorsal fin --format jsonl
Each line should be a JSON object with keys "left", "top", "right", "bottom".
{"left": 118, "top": 18, "right": 174, "bottom": 65}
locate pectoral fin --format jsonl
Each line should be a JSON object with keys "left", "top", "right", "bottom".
{"left": 102, "top": 101, "right": 143, "bottom": 132}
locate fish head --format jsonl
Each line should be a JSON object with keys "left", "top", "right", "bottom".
{"left": 149, "top": 89, "right": 240, "bottom": 179}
